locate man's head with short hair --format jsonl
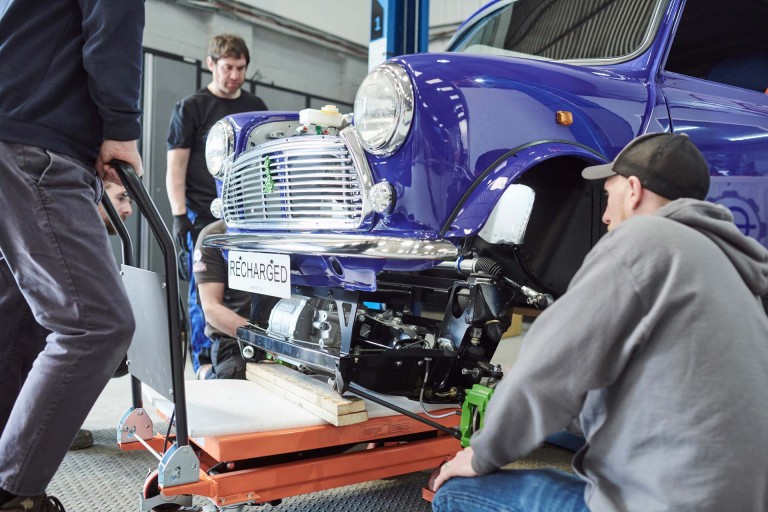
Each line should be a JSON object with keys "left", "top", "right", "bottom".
{"left": 208, "top": 34, "right": 250, "bottom": 66}
{"left": 206, "top": 34, "right": 250, "bottom": 99}
{"left": 582, "top": 133, "right": 711, "bottom": 230}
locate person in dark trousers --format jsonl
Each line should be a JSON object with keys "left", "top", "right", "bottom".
{"left": 0, "top": 1, "right": 144, "bottom": 511}
{"left": 192, "top": 220, "right": 252, "bottom": 380}
{"left": 432, "top": 133, "right": 768, "bottom": 512}
{"left": 166, "top": 34, "right": 268, "bottom": 374}
{"left": 0, "top": 181, "right": 135, "bottom": 454}
{"left": 77, "top": 182, "right": 136, "bottom": 449}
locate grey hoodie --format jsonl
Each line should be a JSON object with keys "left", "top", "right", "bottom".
{"left": 470, "top": 199, "right": 768, "bottom": 511}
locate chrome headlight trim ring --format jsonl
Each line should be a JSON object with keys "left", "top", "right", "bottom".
{"left": 205, "top": 119, "right": 235, "bottom": 179}
{"left": 353, "top": 62, "right": 414, "bottom": 156}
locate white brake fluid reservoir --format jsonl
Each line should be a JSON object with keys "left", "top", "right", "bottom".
{"left": 299, "top": 105, "right": 344, "bottom": 128}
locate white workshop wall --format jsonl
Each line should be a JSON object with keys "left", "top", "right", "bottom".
{"left": 144, "top": 0, "right": 366, "bottom": 105}
{"left": 235, "top": 0, "right": 490, "bottom": 48}
{"left": 143, "top": 0, "right": 488, "bottom": 104}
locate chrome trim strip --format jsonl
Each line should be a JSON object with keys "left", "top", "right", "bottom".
{"left": 340, "top": 126, "right": 374, "bottom": 217}
{"left": 204, "top": 233, "right": 459, "bottom": 260}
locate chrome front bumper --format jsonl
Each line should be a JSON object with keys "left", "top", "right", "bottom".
{"left": 203, "top": 233, "right": 459, "bottom": 260}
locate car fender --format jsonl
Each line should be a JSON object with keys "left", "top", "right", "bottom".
{"left": 442, "top": 140, "right": 606, "bottom": 238}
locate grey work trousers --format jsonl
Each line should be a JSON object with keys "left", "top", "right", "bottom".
{"left": 0, "top": 141, "right": 135, "bottom": 495}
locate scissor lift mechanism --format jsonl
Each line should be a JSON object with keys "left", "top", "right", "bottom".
{"left": 106, "top": 162, "right": 483, "bottom": 511}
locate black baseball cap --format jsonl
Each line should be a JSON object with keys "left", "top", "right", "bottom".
{"left": 582, "top": 133, "right": 710, "bottom": 200}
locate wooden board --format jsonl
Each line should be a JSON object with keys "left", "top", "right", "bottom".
{"left": 245, "top": 362, "right": 368, "bottom": 427}
{"left": 503, "top": 313, "right": 523, "bottom": 338}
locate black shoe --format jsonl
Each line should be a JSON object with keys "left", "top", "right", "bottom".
{"left": 0, "top": 494, "right": 65, "bottom": 511}
{"left": 68, "top": 429, "right": 93, "bottom": 451}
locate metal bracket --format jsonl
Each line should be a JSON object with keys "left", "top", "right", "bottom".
{"left": 139, "top": 490, "right": 192, "bottom": 511}
{"left": 332, "top": 369, "right": 347, "bottom": 395}
{"left": 158, "top": 443, "right": 200, "bottom": 487}
{"left": 459, "top": 384, "right": 495, "bottom": 447}
{"left": 117, "top": 407, "right": 153, "bottom": 444}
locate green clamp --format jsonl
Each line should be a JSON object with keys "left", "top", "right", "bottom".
{"left": 459, "top": 384, "right": 494, "bottom": 447}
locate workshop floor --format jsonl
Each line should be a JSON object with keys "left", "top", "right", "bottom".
{"left": 47, "top": 322, "right": 571, "bottom": 512}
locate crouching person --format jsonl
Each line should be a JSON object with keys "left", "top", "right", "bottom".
{"left": 432, "top": 133, "right": 768, "bottom": 512}
{"left": 193, "top": 219, "right": 251, "bottom": 380}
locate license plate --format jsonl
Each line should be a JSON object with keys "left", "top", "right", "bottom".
{"left": 227, "top": 251, "right": 291, "bottom": 299}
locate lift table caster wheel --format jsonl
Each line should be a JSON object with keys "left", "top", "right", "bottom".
{"left": 143, "top": 469, "right": 184, "bottom": 511}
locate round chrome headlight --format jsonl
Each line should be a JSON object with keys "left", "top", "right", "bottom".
{"left": 205, "top": 119, "right": 235, "bottom": 178}
{"left": 353, "top": 63, "right": 414, "bottom": 155}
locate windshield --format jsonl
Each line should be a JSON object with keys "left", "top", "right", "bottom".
{"left": 451, "top": 0, "right": 662, "bottom": 61}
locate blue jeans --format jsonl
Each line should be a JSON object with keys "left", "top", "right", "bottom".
{"left": 0, "top": 142, "right": 134, "bottom": 494}
{"left": 545, "top": 431, "right": 585, "bottom": 452}
{"left": 432, "top": 469, "right": 588, "bottom": 512}
{"left": 185, "top": 209, "right": 213, "bottom": 371}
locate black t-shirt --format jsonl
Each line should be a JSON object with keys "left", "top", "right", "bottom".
{"left": 167, "top": 88, "right": 267, "bottom": 215}
{"left": 193, "top": 220, "right": 251, "bottom": 340}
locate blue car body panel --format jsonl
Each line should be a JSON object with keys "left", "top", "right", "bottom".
{"left": 215, "top": 0, "right": 768, "bottom": 293}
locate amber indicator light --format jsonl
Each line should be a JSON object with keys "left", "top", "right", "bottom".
{"left": 556, "top": 111, "right": 573, "bottom": 126}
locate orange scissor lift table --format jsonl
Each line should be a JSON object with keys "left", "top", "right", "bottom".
{"left": 120, "top": 384, "right": 460, "bottom": 510}
{"left": 107, "top": 163, "right": 461, "bottom": 511}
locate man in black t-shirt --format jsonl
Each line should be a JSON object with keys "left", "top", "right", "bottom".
{"left": 166, "top": 34, "right": 268, "bottom": 373}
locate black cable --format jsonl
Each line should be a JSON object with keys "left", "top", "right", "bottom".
{"left": 163, "top": 408, "right": 176, "bottom": 454}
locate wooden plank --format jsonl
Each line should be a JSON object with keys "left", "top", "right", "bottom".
{"left": 247, "top": 372, "right": 368, "bottom": 427}
{"left": 503, "top": 313, "right": 523, "bottom": 338}
{"left": 245, "top": 362, "right": 368, "bottom": 427}
{"left": 246, "top": 362, "right": 366, "bottom": 415}
{"left": 513, "top": 306, "right": 542, "bottom": 318}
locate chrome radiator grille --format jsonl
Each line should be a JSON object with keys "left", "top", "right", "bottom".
{"left": 222, "top": 135, "right": 366, "bottom": 230}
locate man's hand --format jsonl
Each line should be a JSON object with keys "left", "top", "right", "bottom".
{"left": 431, "top": 447, "right": 479, "bottom": 492}
{"left": 96, "top": 139, "right": 144, "bottom": 184}
{"left": 173, "top": 214, "right": 194, "bottom": 250}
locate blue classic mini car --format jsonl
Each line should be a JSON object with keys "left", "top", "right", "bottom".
{"left": 203, "top": 0, "right": 768, "bottom": 404}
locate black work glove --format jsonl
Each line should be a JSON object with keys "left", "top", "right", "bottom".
{"left": 173, "top": 214, "right": 194, "bottom": 250}
{"left": 177, "top": 249, "right": 190, "bottom": 282}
